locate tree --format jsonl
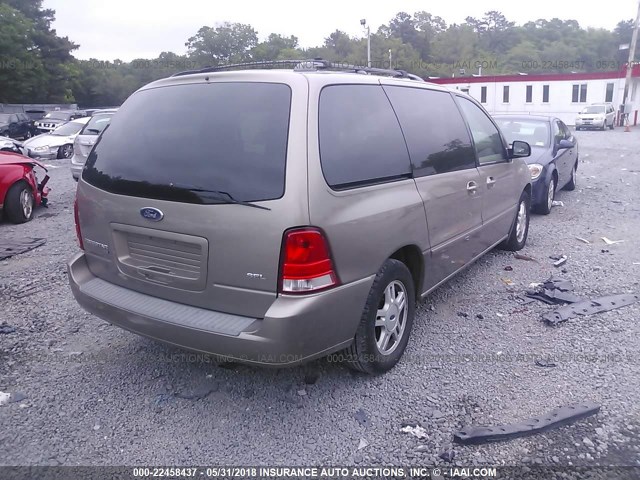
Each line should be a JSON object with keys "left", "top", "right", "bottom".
{"left": 3, "top": 0, "right": 78, "bottom": 101}
{"left": 251, "top": 34, "right": 300, "bottom": 61}
{"left": 323, "top": 30, "right": 354, "bottom": 58}
{"left": 186, "top": 22, "right": 258, "bottom": 66}
{"left": 0, "top": 4, "right": 47, "bottom": 102}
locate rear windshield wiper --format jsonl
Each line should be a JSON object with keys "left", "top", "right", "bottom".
{"left": 169, "top": 183, "right": 271, "bottom": 211}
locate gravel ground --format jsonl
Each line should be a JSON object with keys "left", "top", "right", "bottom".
{"left": 1, "top": 129, "right": 639, "bottom": 474}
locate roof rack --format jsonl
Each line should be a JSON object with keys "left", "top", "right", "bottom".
{"left": 171, "top": 58, "right": 424, "bottom": 81}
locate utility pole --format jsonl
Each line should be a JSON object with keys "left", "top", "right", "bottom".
{"left": 622, "top": 0, "right": 640, "bottom": 130}
{"left": 361, "top": 19, "right": 371, "bottom": 68}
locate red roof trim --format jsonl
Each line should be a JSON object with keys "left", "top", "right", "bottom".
{"left": 429, "top": 66, "right": 640, "bottom": 85}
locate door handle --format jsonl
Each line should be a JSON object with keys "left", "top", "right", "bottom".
{"left": 486, "top": 176, "right": 496, "bottom": 186}
{"left": 467, "top": 181, "right": 478, "bottom": 192}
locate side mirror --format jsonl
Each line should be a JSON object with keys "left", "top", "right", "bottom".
{"left": 509, "top": 140, "right": 531, "bottom": 159}
{"left": 557, "top": 139, "right": 574, "bottom": 150}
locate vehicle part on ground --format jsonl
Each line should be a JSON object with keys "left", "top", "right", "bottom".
{"left": 602, "top": 237, "right": 624, "bottom": 245}
{"left": 535, "top": 359, "right": 557, "bottom": 368}
{"left": 453, "top": 402, "right": 601, "bottom": 445}
{"left": 0, "top": 323, "right": 16, "bottom": 334}
{"left": 526, "top": 277, "right": 581, "bottom": 305}
{"left": 553, "top": 255, "right": 568, "bottom": 267}
{"left": 543, "top": 294, "right": 639, "bottom": 325}
{"left": 0, "top": 237, "right": 46, "bottom": 261}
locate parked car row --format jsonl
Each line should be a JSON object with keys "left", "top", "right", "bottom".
{"left": 34, "top": 110, "right": 87, "bottom": 134}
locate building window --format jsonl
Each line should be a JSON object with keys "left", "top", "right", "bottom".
{"left": 580, "top": 84, "right": 587, "bottom": 103}
{"left": 605, "top": 83, "right": 614, "bottom": 103}
{"left": 503, "top": 85, "right": 510, "bottom": 103}
{"left": 481, "top": 86, "right": 487, "bottom": 103}
{"left": 526, "top": 85, "right": 533, "bottom": 103}
{"left": 542, "top": 85, "right": 549, "bottom": 103}
{"left": 572, "top": 84, "right": 587, "bottom": 103}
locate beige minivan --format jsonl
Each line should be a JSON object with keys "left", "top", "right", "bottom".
{"left": 69, "top": 61, "right": 532, "bottom": 374}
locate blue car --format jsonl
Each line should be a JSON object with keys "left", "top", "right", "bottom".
{"left": 494, "top": 115, "right": 579, "bottom": 215}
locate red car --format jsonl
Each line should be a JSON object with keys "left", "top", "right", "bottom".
{"left": 0, "top": 151, "right": 50, "bottom": 223}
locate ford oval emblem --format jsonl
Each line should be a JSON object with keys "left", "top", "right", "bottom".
{"left": 140, "top": 207, "right": 164, "bottom": 222}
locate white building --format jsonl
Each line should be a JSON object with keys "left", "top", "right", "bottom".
{"left": 429, "top": 67, "right": 640, "bottom": 126}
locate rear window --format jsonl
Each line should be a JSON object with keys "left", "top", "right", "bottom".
{"left": 84, "top": 82, "right": 291, "bottom": 203}
{"left": 81, "top": 114, "right": 114, "bottom": 135}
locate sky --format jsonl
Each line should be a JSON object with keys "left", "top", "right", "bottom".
{"left": 43, "top": 0, "right": 640, "bottom": 61}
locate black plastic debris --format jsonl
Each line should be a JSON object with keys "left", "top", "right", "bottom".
{"left": 0, "top": 324, "right": 16, "bottom": 334}
{"left": 535, "top": 359, "right": 557, "bottom": 368}
{"left": 543, "top": 294, "right": 639, "bottom": 325}
{"left": 525, "top": 277, "right": 582, "bottom": 305}
{"left": 453, "top": 402, "right": 600, "bottom": 445}
{"left": 0, "top": 238, "right": 46, "bottom": 261}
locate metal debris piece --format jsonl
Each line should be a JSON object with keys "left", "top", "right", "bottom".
{"left": 0, "top": 238, "right": 46, "bottom": 261}
{"left": 453, "top": 402, "right": 600, "bottom": 445}
{"left": 543, "top": 294, "right": 639, "bottom": 325}
{"left": 514, "top": 253, "right": 536, "bottom": 262}
{"left": 504, "top": 265, "right": 513, "bottom": 271}
{"left": 601, "top": 237, "right": 624, "bottom": 245}
{"left": 553, "top": 255, "right": 568, "bottom": 268}
{"left": 575, "top": 237, "right": 591, "bottom": 244}
{"left": 401, "top": 425, "right": 428, "bottom": 439}
{"left": 358, "top": 438, "right": 369, "bottom": 450}
{"left": 551, "top": 201, "right": 564, "bottom": 207}
{"left": 535, "top": 359, "right": 557, "bottom": 368}
{"left": 0, "top": 392, "right": 10, "bottom": 406}
{"left": 549, "top": 254, "right": 563, "bottom": 261}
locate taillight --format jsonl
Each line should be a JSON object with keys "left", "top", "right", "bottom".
{"left": 280, "top": 228, "right": 339, "bottom": 294}
{"left": 74, "top": 197, "right": 84, "bottom": 250}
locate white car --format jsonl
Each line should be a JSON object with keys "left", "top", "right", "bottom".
{"left": 575, "top": 103, "right": 616, "bottom": 131}
{"left": 0, "top": 135, "right": 28, "bottom": 156}
{"left": 24, "top": 117, "right": 90, "bottom": 160}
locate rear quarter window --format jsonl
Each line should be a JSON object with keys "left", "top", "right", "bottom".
{"left": 318, "top": 84, "right": 411, "bottom": 189}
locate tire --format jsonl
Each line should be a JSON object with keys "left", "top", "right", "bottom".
{"left": 535, "top": 176, "right": 556, "bottom": 215}
{"left": 4, "top": 181, "right": 35, "bottom": 223}
{"left": 57, "top": 144, "right": 73, "bottom": 159}
{"left": 342, "top": 259, "right": 415, "bottom": 375}
{"left": 564, "top": 162, "right": 578, "bottom": 191}
{"left": 610, "top": 121, "right": 615, "bottom": 130}
{"left": 499, "top": 191, "right": 530, "bottom": 251}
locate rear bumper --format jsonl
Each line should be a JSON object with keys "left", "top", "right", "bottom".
{"left": 70, "top": 161, "right": 83, "bottom": 179}
{"left": 68, "top": 252, "right": 373, "bottom": 366}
